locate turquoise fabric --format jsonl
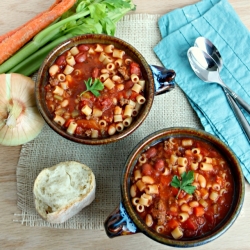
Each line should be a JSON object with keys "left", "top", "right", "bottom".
{"left": 154, "top": 0, "right": 250, "bottom": 182}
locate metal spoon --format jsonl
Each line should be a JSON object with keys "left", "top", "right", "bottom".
{"left": 187, "top": 46, "right": 250, "bottom": 114}
{"left": 187, "top": 46, "right": 250, "bottom": 141}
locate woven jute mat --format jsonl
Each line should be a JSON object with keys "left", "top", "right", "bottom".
{"left": 14, "top": 14, "right": 202, "bottom": 229}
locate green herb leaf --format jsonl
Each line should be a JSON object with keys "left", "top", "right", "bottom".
{"left": 171, "top": 170, "right": 196, "bottom": 199}
{"left": 80, "top": 78, "right": 104, "bottom": 97}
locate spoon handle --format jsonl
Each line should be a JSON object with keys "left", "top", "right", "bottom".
{"left": 224, "top": 89, "right": 250, "bottom": 142}
{"left": 223, "top": 85, "right": 250, "bottom": 114}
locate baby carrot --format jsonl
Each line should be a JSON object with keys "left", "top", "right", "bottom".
{"left": 0, "top": 0, "right": 76, "bottom": 64}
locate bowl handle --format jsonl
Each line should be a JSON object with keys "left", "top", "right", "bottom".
{"left": 104, "top": 202, "right": 139, "bottom": 238}
{"left": 150, "top": 65, "right": 176, "bottom": 95}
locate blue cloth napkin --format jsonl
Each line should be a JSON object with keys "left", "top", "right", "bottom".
{"left": 154, "top": 0, "right": 250, "bottom": 183}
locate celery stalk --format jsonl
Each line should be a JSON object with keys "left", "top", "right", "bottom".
{"left": 0, "top": 0, "right": 136, "bottom": 76}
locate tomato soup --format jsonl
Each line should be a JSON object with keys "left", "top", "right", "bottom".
{"left": 129, "top": 137, "right": 234, "bottom": 239}
{"left": 44, "top": 43, "right": 146, "bottom": 138}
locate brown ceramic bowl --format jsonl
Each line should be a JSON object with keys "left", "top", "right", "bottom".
{"left": 35, "top": 34, "right": 176, "bottom": 145}
{"left": 104, "top": 127, "right": 245, "bottom": 247}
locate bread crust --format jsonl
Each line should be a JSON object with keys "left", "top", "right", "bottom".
{"left": 33, "top": 161, "right": 96, "bottom": 223}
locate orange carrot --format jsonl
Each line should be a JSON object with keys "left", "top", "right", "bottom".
{"left": 0, "top": 0, "right": 76, "bottom": 64}
{"left": 0, "top": 0, "right": 63, "bottom": 43}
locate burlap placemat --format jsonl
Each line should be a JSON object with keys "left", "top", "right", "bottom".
{"left": 14, "top": 14, "right": 202, "bottom": 229}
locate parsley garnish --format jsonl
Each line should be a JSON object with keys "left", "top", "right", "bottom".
{"left": 80, "top": 78, "right": 104, "bottom": 97}
{"left": 171, "top": 171, "right": 196, "bottom": 199}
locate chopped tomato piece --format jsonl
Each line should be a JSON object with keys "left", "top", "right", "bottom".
{"left": 193, "top": 206, "right": 205, "bottom": 217}
{"left": 160, "top": 175, "right": 172, "bottom": 186}
{"left": 64, "top": 118, "right": 75, "bottom": 128}
{"left": 168, "top": 219, "right": 179, "bottom": 229}
{"left": 183, "top": 218, "right": 198, "bottom": 231}
{"left": 130, "top": 62, "right": 141, "bottom": 76}
{"left": 76, "top": 119, "right": 100, "bottom": 130}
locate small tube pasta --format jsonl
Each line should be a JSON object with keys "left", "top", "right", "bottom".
{"left": 81, "top": 105, "right": 92, "bottom": 116}
{"left": 67, "top": 121, "right": 77, "bottom": 135}
{"left": 132, "top": 103, "right": 141, "bottom": 117}
{"left": 70, "top": 46, "right": 79, "bottom": 55}
{"left": 106, "top": 62, "right": 115, "bottom": 71}
{"left": 145, "top": 184, "right": 159, "bottom": 194}
{"left": 66, "top": 55, "right": 76, "bottom": 66}
{"left": 114, "top": 114, "right": 123, "bottom": 123}
{"left": 136, "top": 95, "right": 146, "bottom": 104}
{"left": 63, "top": 65, "right": 74, "bottom": 75}
{"left": 136, "top": 204, "right": 145, "bottom": 213}
{"left": 53, "top": 86, "right": 64, "bottom": 96}
{"left": 99, "top": 52, "right": 107, "bottom": 62}
{"left": 200, "top": 163, "right": 213, "bottom": 171}
{"left": 156, "top": 225, "right": 164, "bottom": 234}
{"left": 178, "top": 212, "right": 189, "bottom": 222}
{"left": 132, "top": 197, "right": 140, "bottom": 206}
{"left": 95, "top": 44, "right": 103, "bottom": 52}
{"left": 181, "top": 204, "right": 192, "bottom": 214}
{"left": 113, "top": 49, "right": 125, "bottom": 59}
{"left": 125, "top": 58, "right": 132, "bottom": 65}
{"left": 178, "top": 157, "right": 188, "bottom": 168}
{"left": 104, "top": 78, "right": 115, "bottom": 90}
{"left": 114, "top": 106, "right": 122, "bottom": 115}
{"left": 136, "top": 180, "right": 146, "bottom": 191}
{"left": 91, "top": 129, "right": 99, "bottom": 138}
{"left": 104, "top": 44, "right": 114, "bottom": 53}
{"left": 204, "top": 157, "right": 213, "bottom": 163}
{"left": 209, "top": 191, "right": 219, "bottom": 202}
{"left": 134, "top": 169, "right": 142, "bottom": 181}
{"left": 114, "top": 59, "right": 123, "bottom": 67}
{"left": 182, "top": 139, "right": 193, "bottom": 146}
{"left": 123, "top": 105, "right": 133, "bottom": 117}
{"left": 138, "top": 154, "right": 147, "bottom": 164}
{"left": 92, "top": 108, "right": 103, "bottom": 117}
{"left": 99, "top": 73, "right": 109, "bottom": 82}
{"left": 54, "top": 115, "right": 65, "bottom": 126}
{"left": 60, "top": 81, "right": 69, "bottom": 90}
{"left": 115, "top": 122, "right": 124, "bottom": 132}
{"left": 61, "top": 99, "right": 69, "bottom": 108}
{"left": 191, "top": 148, "right": 200, "bottom": 154}
{"left": 57, "top": 73, "right": 66, "bottom": 82}
{"left": 171, "top": 227, "right": 183, "bottom": 239}
{"left": 139, "top": 193, "right": 152, "bottom": 207}
{"left": 123, "top": 117, "right": 132, "bottom": 127}
{"left": 132, "top": 83, "right": 142, "bottom": 93}
{"left": 131, "top": 74, "right": 139, "bottom": 83}
{"left": 99, "top": 120, "right": 107, "bottom": 127}
{"left": 142, "top": 175, "right": 155, "bottom": 184}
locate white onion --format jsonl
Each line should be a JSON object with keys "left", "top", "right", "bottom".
{"left": 0, "top": 73, "right": 44, "bottom": 146}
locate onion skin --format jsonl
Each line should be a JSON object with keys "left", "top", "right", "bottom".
{"left": 0, "top": 73, "right": 44, "bottom": 146}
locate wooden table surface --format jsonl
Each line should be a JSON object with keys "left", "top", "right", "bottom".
{"left": 0, "top": 1, "right": 249, "bottom": 249}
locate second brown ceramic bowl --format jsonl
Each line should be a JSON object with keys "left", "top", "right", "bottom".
{"left": 35, "top": 34, "right": 176, "bottom": 145}
{"left": 105, "top": 127, "right": 245, "bottom": 247}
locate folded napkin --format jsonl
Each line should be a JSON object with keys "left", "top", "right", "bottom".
{"left": 154, "top": 0, "right": 250, "bottom": 183}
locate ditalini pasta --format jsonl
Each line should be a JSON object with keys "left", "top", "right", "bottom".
{"left": 45, "top": 43, "right": 146, "bottom": 139}
{"left": 130, "top": 137, "right": 234, "bottom": 240}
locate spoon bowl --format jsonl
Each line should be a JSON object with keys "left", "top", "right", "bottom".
{"left": 194, "top": 37, "right": 223, "bottom": 70}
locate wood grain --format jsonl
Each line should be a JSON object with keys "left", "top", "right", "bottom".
{"left": 0, "top": 1, "right": 249, "bottom": 249}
